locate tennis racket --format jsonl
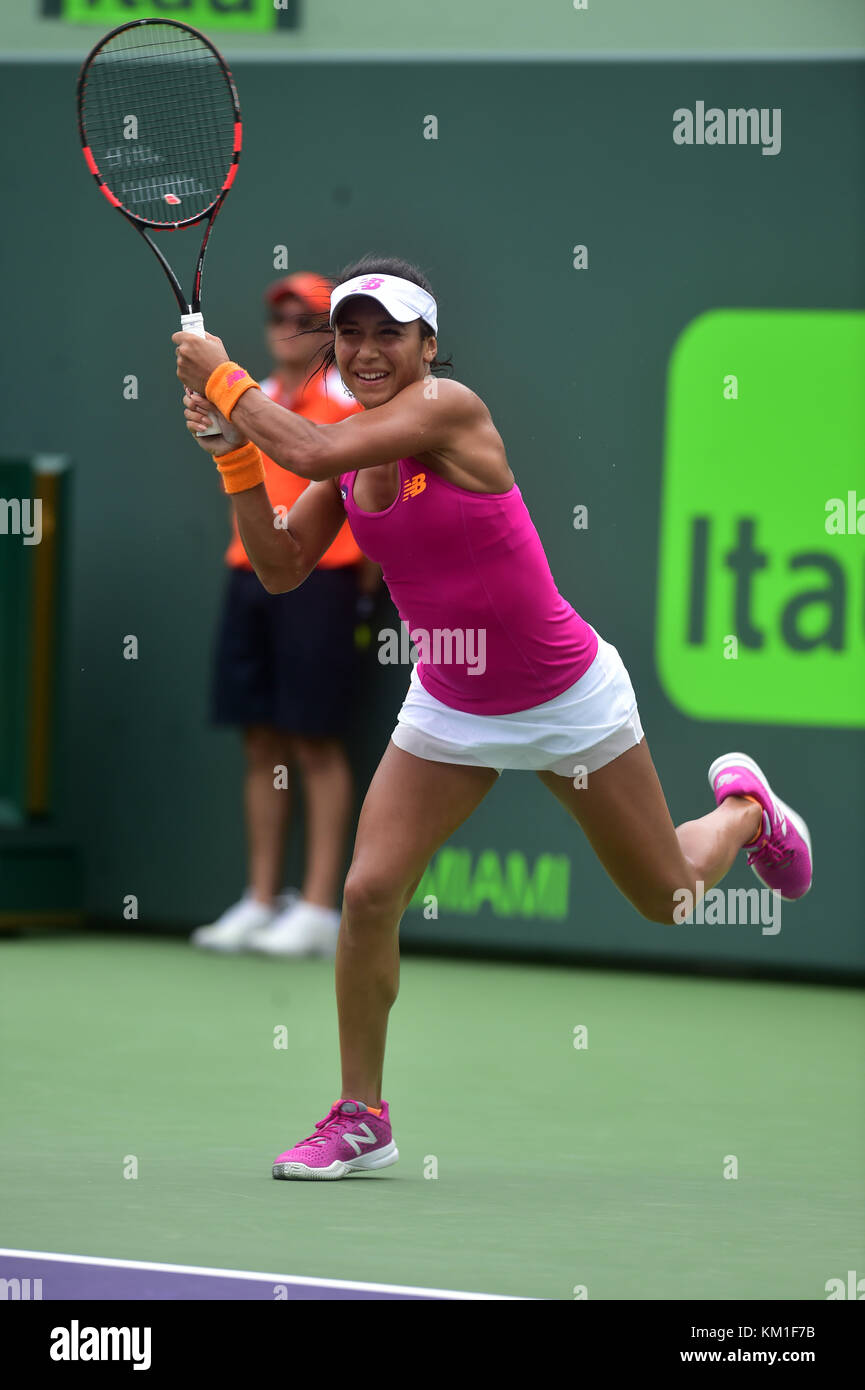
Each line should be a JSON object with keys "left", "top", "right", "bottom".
{"left": 77, "top": 17, "right": 242, "bottom": 435}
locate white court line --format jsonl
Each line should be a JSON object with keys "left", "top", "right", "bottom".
{"left": 0, "top": 1248, "right": 528, "bottom": 1300}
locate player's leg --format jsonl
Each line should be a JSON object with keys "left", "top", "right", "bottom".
{"left": 537, "top": 738, "right": 761, "bottom": 923}
{"left": 338, "top": 743, "right": 499, "bottom": 1106}
{"left": 272, "top": 743, "right": 497, "bottom": 1179}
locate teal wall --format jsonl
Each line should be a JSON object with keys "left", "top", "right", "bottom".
{"left": 0, "top": 57, "right": 863, "bottom": 971}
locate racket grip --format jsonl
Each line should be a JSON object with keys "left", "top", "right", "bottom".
{"left": 180, "top": 312, "right": 223, "bottom": 437}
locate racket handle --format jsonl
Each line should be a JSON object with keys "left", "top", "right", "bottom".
{"left": 180, "top": 311, "right": 223, "bottom": 437}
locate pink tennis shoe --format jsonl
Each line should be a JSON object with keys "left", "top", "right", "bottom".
{"left": 708, "top": 752, "right": 812, "bottom": 901}
{"left": 273, "top": 1099, "right": 399, "bottom": 1181}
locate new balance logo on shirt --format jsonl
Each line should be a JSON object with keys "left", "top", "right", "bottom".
{"left": 340, "top": 474, "right": 425, "bottom": 503}
{"left": 402, "top": 473, "right": 426, "bottom": 500}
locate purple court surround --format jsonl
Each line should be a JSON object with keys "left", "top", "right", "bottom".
{"left": 0, "top": 1251, "right": 519, "bottom": 1301}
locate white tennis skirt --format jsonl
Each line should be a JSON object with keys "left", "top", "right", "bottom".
{"left": 390, "top": 627, "right": 644, "bottom": 777}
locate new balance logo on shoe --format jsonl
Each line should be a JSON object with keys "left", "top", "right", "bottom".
{"left": 343, "top": 1124, "right": 378, "bottom": 1156}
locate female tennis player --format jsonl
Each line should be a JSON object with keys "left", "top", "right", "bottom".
{"left": 174, "top": 255, "right": 813, "bottom": 1181}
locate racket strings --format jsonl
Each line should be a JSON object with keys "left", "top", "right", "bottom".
{"left": 79, "top": 22, "right": 237, "bottom": 226}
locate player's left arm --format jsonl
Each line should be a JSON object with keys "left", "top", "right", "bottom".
{"left": 233, "top": 377, "right": 484, "bottom": 480}
{"left": 172, "top": 327, "right": 485, "bottom": 481}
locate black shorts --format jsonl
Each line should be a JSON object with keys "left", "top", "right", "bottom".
{"left": 211, "top": 566, "right": 360, "bottom": 736}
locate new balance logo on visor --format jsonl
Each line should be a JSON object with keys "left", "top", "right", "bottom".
{"left": 402, "top": 473, "right": 426, "bottom": 499}
{"left": 716, "top": 773, "right": 737, "bottom": 786}
{"left": 343, "top": 1123, "right": 378, "bottom": 1156}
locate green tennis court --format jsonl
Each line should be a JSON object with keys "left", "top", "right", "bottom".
{"left": 2, "top": 934, "right": 862, "bottom": 1301}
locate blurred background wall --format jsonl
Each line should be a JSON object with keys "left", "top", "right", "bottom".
{"left": 1, "top": 3, "right": 863, "bottom": 975}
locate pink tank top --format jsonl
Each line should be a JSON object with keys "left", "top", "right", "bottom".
{"left": 339, "top": 458, "right": 598, "bottom": 715}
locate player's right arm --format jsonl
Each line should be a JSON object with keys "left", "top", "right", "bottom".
{"left": 232, "top": 476, "right": 345, "bottom": 593}
{"left": 183, "top": 390, "right": 344, "bottom": 593}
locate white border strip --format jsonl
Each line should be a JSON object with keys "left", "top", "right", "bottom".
{"left": 3, "top": 50, "right": 864, "bottom": 64}
{"left": 0, "top": 1248, "right": 528, "bottom": 1300}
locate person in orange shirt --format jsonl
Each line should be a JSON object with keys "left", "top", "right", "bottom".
{"left": 192, "top": 273, "right": 375, "bottom": 956}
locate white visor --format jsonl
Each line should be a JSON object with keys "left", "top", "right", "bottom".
{"left": 330, "top": 273, "right": 438, "bottom": 335}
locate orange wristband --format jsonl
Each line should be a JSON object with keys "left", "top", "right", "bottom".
{"left": 206, "top": 361, "right": 260, "bottom": 420}
{"left": 215, "top": 441, "right": 265, "bottom": 495}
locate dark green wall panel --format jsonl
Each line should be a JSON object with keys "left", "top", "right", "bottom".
{"left": 1, "top": 59, "right": 862, "bottom": 969}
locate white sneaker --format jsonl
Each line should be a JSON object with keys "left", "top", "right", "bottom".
{"left": 249, "top": 900, "right": 342, "bottom": 957}
{"left": 191, "top": 889, "right": 297, "bottom": 952}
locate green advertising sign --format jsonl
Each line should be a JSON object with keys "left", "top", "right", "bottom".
{"left": 657, "top": 310, "right": 865, "bottom": 729}
{"left": 58, "top": 1, "right": 292, "bottom": 32}
{"left": 408, "top": 849, "right": 571, "bottom": 921}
